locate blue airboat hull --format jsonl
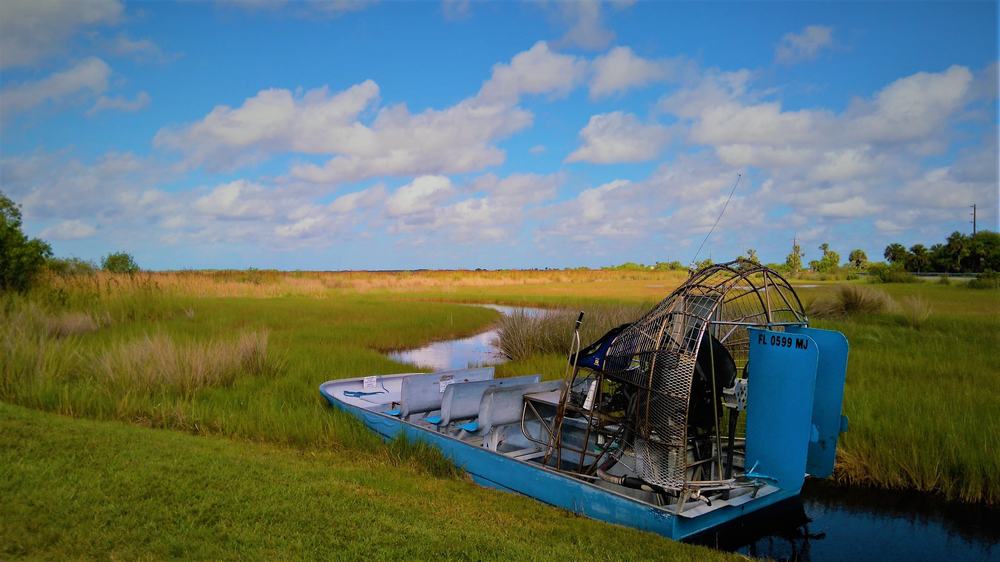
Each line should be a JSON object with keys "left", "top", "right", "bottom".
{"left": 319, "top": 387, "right": 797, "bottom": 541}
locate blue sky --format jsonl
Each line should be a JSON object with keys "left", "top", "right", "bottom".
{"left": 1, "top": 0, "right": 997, "bottom": 270}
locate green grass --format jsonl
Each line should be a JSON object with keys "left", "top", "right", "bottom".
{"left": 1, "top": 271, "right": 997, "bottom": 560}
{"left": 0, "top": 402, "right": 728, "bottom": 561}
{"left": 2, "top": 294, "right": 501, "bottom": 450}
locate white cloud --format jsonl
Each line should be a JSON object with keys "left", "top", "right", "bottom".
{"left": 567, "top": 112, "right": 670, "bottom": 164}
{"left": 194, "top": 180, "right": 278, "bottom": 220}
{"left": 847, "top": 65, "right": 973, "bottom": 143}
{"left": 441, "top": 0, "right": 470, "bottom": 21}
{"left": 386, "top": 175, "right": 454, "bottom": 217}
{"left": 390, "top": 173, "right": 563, "bottom": 243}
{"left": 1, "top": 57, "right": 111, "bottom": 114}
{"left": 554, "top": 0, "right": 615, "bottom": 51}
{"left": 88, "top": 91, "right": 151, "bottom": 116}
{"left": 589, "top": 46, "right": 675, "bottom": 98}
{"left": 529, "top": 145, "right": 546, "bottom": 155}
{"left": 477, "top": 41, "right": 588, "bottom": 104}
{"left": 40, "top": 220, "right": 97, "bottom": 240}
{"left": 159, "top": 42, "right": 585, "bottom": 183}
{"left": 220, "top": 0, "right": 375, "bottom": 18}
{"left": 0, "top": 0, "right": 122, "bottom": 68}
{"left": 775, "top": 25, "right": 834, "bottom": 65}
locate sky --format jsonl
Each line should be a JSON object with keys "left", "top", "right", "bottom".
{"left": 0, "top": 0, "right": 997, "bottom": 271}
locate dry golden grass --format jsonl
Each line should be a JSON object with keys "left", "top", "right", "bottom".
{"left": 97, "top": 330, "right": 273, "bottom": 396}
{"left": 43, "top": 269, "right": 695, "bottom": 299}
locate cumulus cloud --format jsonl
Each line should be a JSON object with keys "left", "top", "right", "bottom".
{"left": 0, "top": 0, "right": 122, "bottom": 68}
{"left": 158, "top": 42, "right": 585, "bottom": 183}
{"left": 40, "top": 220, "right": 97, "bottom": 240}
{"left": 657, "top": 62, "right": 996, "bottom": 235}
{"left": 389, "top": 172, "right": 563, "bottom": 243}
{"left": 567, "top": 112, "right": 670, "bottom": 164}
{"left": 589, "top": 46, "right": 680, "bottom": 98}
{"left": 1, "top": 57, "right": 111, "bottom": 114}
{"left": 476, "top": 41, "right": 589, "bottom": 104}
{"left": 775, "top": 25, "right": 834, "bottom": 65}
{"left": 386, "top": 175, "right": 454, "bottom": 217}
{"left": 87, "top": 91, "right": 151, "bottom": 116}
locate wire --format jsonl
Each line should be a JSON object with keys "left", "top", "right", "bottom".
{"left": 690, "top": 173, "right": 742, "bottom": 269}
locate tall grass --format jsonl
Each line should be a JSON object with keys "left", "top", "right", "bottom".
{"left": 898, "top": 296, "right": 933, "bottom": 329}
{"left": 808, "top": 285, "right": 895, "bottom": 318}
{"left": 96, "top": 330, "right": 274, "bottom": 397}
{"left": 495, "top": 304, "right": 647, "bottom": 360}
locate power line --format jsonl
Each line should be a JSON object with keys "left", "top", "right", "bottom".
{"left": 690, "top": 173, "right": 742, "bottom": 268}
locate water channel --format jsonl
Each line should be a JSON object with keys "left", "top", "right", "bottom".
{"left": 388, "top": 305, "right": 999, "bottom": 561}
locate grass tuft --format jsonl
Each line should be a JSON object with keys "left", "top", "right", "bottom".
{"left": 495, "top": 304, "right": 647, "bottom": 361}
{"left": 898, "top": 296, "right": 932, "bottom": 329}
{"left": 809, "top": 285, "right": 895, "bottom": 318}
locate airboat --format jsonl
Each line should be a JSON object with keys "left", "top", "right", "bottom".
{"left": 319, "top": 261, "right": 849, "bottom": 540}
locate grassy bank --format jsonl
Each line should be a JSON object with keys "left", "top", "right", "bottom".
{"left": 0, "top": 402, "right": 727, "bottom": 561}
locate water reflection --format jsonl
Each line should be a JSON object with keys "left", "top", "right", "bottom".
{"left": 690, "top": 481, "right": 1000, "bottom": 561}
{"left": 387, "top": 305, "right": 549, "bottom": 371}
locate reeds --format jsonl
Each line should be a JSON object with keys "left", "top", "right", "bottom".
{"left": 495, "top": 304, "right": 648, "bottom": 361}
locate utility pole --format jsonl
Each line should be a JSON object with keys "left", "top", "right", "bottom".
{"left": 970, "top": 204, "right": 977, "bottom": 236}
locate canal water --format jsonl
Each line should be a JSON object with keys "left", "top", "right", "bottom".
{"left": 387, "top": 305, "right": 999, "bottom": 561}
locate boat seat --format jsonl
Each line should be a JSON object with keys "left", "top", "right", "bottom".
{"left": 437, "top": 374, "right": 541, "bottom": 426}
{"left": 477, "top": 380, "right": 564, "bottom": 438}
{"left": 393, "top": 367, "right": 494, "bottom": 418}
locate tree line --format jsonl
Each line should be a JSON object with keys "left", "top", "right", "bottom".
{"left": 882, "top": 231, "right": 999, "bottom": 273}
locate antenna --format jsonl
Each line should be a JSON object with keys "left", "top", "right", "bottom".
{"left": 690, "top": 173, "right": 742, "bottom": 268}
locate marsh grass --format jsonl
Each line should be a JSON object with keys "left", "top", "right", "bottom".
{"left": 495, "top": 304, "right": 648, "bottom": 361}
{"left": 808, "top": 285, "right": 896, "bottom": 318}
{"left": 898, "top": 296, "right": 933, "bottom": 329}
{"left": 2, "top": 272, "right": 997, "bottom": 506}
{"left": 96, "top": 330, "right": 275, "bottom": 397}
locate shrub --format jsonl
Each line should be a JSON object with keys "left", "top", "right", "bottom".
{"left": 937, "top": 274, "right": 951, "bottom": 286}
{"left": 1, "top": 192, "right": 52, "bottom": 292}
{"left": 898, "top": 296, "right": 932, "bottom": 329}
{"left": 47, "top": 257, "right": 97, "bottom": 276}
{"left": 808, "top": 285, "right": 894, "bottom": 318}
{"left": 867, "top": 263, "right": 917, "bottom": 284}
{"left": 101, "top": 252, "right": 140, "bottom": 274}
{"left": 967, "top": 271, "right": 1000, "bottom": 289}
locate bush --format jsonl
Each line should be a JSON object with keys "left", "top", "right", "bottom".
{"left": 47, "top": 257, "right": 97, "bottom": 276}
{"left": 937, "top": 274, "right": 951, "bottom": 286}
{"left": 808, "top": 285, "right": 894, "bottom": 318}
{"left": 101, "top": 252, "right": 140, "bottom": 274}
{"left": 1, "top": 192, "right": 52, "bottom": 292}
{"left": 967, "top": 271, "right": 1000, "bottom": 289}
{"left": 867, "top": 263, "right": 917, "bottom": 283}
